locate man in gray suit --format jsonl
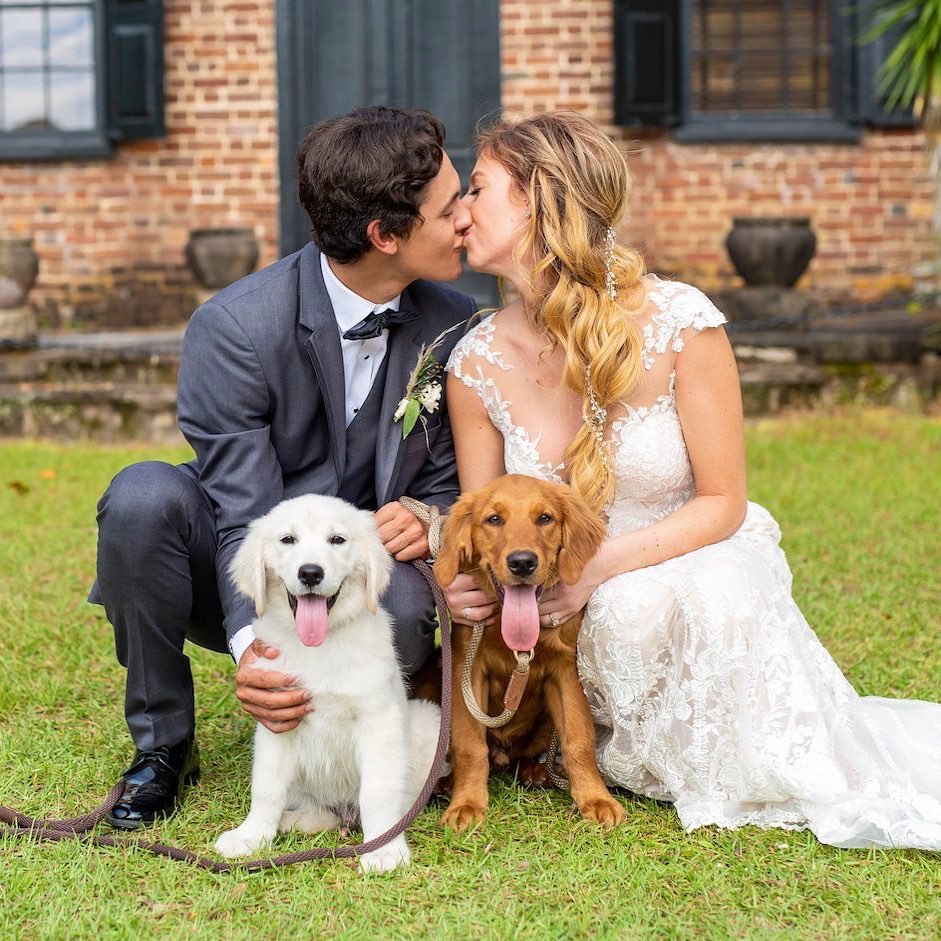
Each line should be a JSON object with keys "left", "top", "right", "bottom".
{"left": 91, "top": 107, "right": 475, "bottom": 828}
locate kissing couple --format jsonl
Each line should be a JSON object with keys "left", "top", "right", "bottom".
{"left": 92, "top": 105, "right": 941, "bottom": 850}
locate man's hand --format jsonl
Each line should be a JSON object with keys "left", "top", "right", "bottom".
{"left": 235, "top": 638, "right": 312, "bottom": 733}
{"left": 375, "top": 501, "right": 429, "bottom": 561}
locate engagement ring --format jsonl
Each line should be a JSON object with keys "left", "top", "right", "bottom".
{"left": 463, "top": 607, "right": 473, "bottom": 620}
{"left": 549, "top": 613, "right": 560, "bottom": 627}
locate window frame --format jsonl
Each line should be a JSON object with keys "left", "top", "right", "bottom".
{"left": 614, "top": 0, "right": 914, "bottom": 142}
{"left": 0, "top": 0, "right": 111, "bottom": 160}
{"left": 673, "top": 0, "right": 860, "bottom": 143}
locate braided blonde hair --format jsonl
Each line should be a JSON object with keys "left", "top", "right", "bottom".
{"left": 477, "top": 111, "right": 647, "bottom": 512}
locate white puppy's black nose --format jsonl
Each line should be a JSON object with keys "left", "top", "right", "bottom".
{"left": 298, "top": 564, "right": 324, "bottom": 588}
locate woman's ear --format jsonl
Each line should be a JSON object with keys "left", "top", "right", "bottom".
{"left": 557, "top": 488, "right": 607, "bottom": 584}
{"left": 434, "top": 493, "right": 478, "bottom": 587}
{"left": 229, "top": 521, "right": 269, "bottom": 616}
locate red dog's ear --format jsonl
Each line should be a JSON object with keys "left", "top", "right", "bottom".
{"left": 557, "top": 487, "right": 607, "bottom": 584}
{"left": 434, "top": 493, "right": 478, "bottom": 587}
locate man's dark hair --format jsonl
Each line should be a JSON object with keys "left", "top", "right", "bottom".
{"left": 297, "top": 106, "right": 446, "bottom": 264}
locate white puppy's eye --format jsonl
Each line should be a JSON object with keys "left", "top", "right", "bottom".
{"left": 329, "top": 534, "right": 346, "bottom": 546}
{"left": 279, "top": 534, "right": 297, "bottom": 545}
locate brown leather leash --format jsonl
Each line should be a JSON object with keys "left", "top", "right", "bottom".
{"left": 0, "top": 558, "right": 453, "bottom": 873}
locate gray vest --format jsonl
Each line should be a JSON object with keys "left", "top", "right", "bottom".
{"left": 336, "top": 354, "right": 390, "bottom": 510}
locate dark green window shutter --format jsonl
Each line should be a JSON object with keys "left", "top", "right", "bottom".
{"left": 105, "top": 0, "right": 165, "bottom": 140}
{"left": 850, "top": 10, "right": 916, "bottom": 128}
{"left": 614, "top": 0, "right": 682, "bottom": 127}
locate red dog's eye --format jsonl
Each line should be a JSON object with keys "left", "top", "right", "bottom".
{"left": 536, "top": 513, "right": 554, "bottom": 525}
{"left": 485, "top": 514, "right": 503, "bottom": 526}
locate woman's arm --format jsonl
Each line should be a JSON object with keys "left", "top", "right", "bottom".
{"left": 540, "top": 326, "right": 747, "bottom": 624}
{"left": 438, "top": 371, "right": 507, "bottom": 624}
{"left": 447, "top": 371, "right": 507, "bottom": 490}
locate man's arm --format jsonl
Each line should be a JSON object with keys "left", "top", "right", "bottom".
{"left": 177, "top": 300, "right": 306, "bottom": 732}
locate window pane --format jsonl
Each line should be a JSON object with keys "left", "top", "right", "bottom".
{"left": 692, "top": 0, "right": 831, "bottom": 115}
{"left": 1, "top": 70, "right": 46, "bottom": 131}
{"left": 0, "top": 9, "right": 44, "bottom": 68}
{"left": 49, "top": 66, "right": 94, "bottom": 129}
{"left": 50, "top": 7, "right": 93, "bottom": 67}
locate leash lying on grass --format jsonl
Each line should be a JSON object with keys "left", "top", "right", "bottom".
{"left": 0, "top": 558, "right": 452, "bottom": 874}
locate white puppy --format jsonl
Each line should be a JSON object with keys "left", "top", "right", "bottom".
{"left": 213, "top": 494, "right": 442, "bottom": 873}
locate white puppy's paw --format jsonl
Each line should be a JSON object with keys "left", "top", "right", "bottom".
{"left": 214, "top": 825, "right": 272, "bottom": 859}
{"left": 358, "top": 836, "right": 411, "bottom": 874}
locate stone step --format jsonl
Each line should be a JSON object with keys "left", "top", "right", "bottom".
{"left": 0, "top": 381, "right": 182, "bottom": 444}
{"left": 0, "top": 357, "right": 937, "bottom": 443}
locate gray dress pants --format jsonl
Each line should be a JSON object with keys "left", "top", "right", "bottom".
{"left": 90, "top": 461, "right": 437, "bottom": 751}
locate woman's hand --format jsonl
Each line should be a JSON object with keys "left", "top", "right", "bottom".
{"left": 538, "top": 553, "right": 607, "bottom": 628}
{"left": 443, "top": 571, "right": 498, "bottom": 626}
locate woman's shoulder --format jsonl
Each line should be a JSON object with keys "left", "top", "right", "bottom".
{"left": 446, "top": 305, "right": 520, "bottom": 375}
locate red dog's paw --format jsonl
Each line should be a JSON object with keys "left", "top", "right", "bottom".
{"left": 578, "top": 795, "right": 625, "bottom": 827}
{"left": 441, "top": 801, "right": 487, "bottom": 833}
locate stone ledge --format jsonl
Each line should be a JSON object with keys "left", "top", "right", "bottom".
{"left": 0, "top": 381, "right": 182, "bottom": 444}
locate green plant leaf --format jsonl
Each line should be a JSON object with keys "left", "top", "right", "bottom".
{"left": 402, "top": 398, "right": 421, "bottom": 438}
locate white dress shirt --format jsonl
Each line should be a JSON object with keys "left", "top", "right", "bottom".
{"left": 228, "top": 254, "right": 402, "bottom": 664}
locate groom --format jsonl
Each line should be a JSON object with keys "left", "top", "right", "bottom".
{"left": 90, "top": 106, "right": 475, "bottom": 828}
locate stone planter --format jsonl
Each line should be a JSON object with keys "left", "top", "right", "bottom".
{"left": 185, "top": 227, "right": 260, "bottom": 290}
{"left": 725, "top": 217, "right": 817, "bottom": 289}
{"left": 0, "top": 238, "right": 39, "bottom": 349}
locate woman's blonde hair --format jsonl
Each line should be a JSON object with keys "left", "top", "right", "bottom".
{"left": 477, "top": 111, "right": 646, "bottom": 512}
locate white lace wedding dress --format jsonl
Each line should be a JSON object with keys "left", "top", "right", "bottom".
{"left": 448, "top": 275, "right": 941, "bottom": 849}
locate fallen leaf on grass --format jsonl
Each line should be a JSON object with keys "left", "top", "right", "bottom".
{"left": 8, "top": 480, "right": 29, "bottom": 494}
{"left": 39, "top": 469, "right": 56, "bottom": 480}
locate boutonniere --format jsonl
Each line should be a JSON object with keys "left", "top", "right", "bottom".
{"left": 393, "top": 324, "right": 461, "bottom": 440}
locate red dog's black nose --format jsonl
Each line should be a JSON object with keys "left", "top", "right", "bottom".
{"left": 506, "top": 551, "right": 538, "bottom": 577}
{"left": 298, "top": 564, "right": 324, "bottom": 587}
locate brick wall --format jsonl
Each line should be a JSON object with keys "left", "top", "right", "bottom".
{"left": 0, "top": 0, "right": 280, "bottom": 329}
{"left": 501, "top": 0, "right": 937, "bottom": 304}
{"left": 1, "top": 0, "right": 935, "bottom": 329}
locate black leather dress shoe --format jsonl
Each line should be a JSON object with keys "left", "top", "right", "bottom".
{"left": 107, "top": 738, "right": 200, "bottom": 830}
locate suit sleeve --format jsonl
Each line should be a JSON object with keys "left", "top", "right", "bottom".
{"left": 404, "top": 296, "right": 477, "bottom": 512}
{"left": 177, "top": 301, "right": 283, "bottom": 637}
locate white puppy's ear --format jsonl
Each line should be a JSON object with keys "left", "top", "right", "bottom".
{"left": 229, "top": 520, "right": 269, "bottom": 616}
{"left": 362, "top": 525, "right": 392, "bottom": 613}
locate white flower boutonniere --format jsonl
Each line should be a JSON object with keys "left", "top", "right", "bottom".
{"left": 394, "top": 323, "right": 461, "bottom": 441}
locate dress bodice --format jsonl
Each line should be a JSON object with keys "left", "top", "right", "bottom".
{"left": 446, "top": 275, "right": 727, "bottom": 535}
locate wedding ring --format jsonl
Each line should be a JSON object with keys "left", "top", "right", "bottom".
{"left": 549, "top": 613, "right": 560, "bottom": 627}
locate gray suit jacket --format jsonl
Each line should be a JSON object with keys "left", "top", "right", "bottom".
{"left": 177, "top": 241, "right": 475, "bottom": 640}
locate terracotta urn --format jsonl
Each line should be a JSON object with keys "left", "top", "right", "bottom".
{"left": 725, "top": 217, "right": 817, "bottom": 288}
{"left": 185, "top": 227, "right": 260, "bottom": 290}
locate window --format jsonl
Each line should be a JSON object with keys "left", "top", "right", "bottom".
{"left": 0, "top": 0, "right": 163, "bottom": 161}
{"left": 614, "top": 0, "right": 914, "bottom": 142}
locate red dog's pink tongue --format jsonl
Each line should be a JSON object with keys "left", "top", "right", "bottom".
{"left": 295, "top": 595, "right": 329, "bottom": 646}
{"left": 500, "top": 585, "right": 540, "bottom": 652}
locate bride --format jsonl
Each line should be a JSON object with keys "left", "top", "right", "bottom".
{"left": 441, "top": 110, "right": 941, "bottom": 849}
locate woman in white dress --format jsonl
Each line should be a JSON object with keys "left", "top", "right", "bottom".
{"left": 441, "top": 110, "right": 941, "bottom": 850}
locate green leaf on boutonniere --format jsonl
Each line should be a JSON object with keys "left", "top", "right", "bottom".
{"left": 402, "top": 398, "right": 421, "bottom": 439}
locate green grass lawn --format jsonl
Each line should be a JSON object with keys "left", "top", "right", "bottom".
{"left": 1, "top": 411, "right": 939, "bottom": 941}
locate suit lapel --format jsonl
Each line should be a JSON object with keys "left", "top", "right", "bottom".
{"left": 375, "top": 304, "right": 422, "bottom": 505}
{"left": 298, "top": 243, "right": 346, "bottom": 483}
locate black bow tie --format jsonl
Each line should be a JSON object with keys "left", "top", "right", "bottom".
{"left": 341, "top": 306, "right": 418, "bottom": 341}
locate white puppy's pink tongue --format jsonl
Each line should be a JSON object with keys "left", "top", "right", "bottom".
{"left": 295, "top": 595, "right": 329, "bottom": 646}
{"left": 500, "top": 585, "right": 540, "bottom": 651}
